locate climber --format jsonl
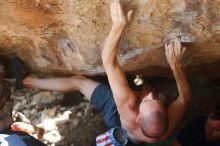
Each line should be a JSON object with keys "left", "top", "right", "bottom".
{"left": 99, "top": 0, "right": 191, "bottom": 144}
{"left": 14, "top": 0, "right": 191, "bottom": 145}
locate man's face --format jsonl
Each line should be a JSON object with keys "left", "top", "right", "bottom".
{"left": 0, "top": 100, "right": 13, "bottom": 131}
{"left": 205, "top": 118, "right": 220, "bottom": 141}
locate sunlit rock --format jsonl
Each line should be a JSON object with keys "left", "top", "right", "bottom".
{"left": 0, "top": 0, "right": 219, "bottom": 77}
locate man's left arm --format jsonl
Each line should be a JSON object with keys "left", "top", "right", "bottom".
{"left": 160, "top": 38, "right": 191, "bottom": 140}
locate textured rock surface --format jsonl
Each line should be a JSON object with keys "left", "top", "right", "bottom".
{"left": 0, "top": 0, "right": 219, "bottom": 77}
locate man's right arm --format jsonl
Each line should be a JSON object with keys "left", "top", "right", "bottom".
{"left": 101, "top": 0, "right": 135, "bottom": 111}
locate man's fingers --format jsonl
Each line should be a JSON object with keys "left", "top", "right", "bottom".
{"left": 168, "top": 42, "right": 175, "bottom": 58}
{"left": 12, "top": 122, "right": 27, "bottom": 128}
{"left": 127, "top": 10, "right": 133, "bottom": 21}
{"left": 168, "top": 42, "right": 174, "bottom": 49}
{"left": 176, "top": 37, "right": 182, "bottom": 51}
{"left": 13, "top": 122, "right": 23, "bottom": 125}
{"left": 179, "top": 46, "right": 186, "bottom": 59}
{"left": 182, "top": 46, "right": 186, "bottom": 54}
{"left": 178, "top": 37, "right": 181, "bottom": 48}
{"left": 174, "top": 37, "right": 180, "bottom": 50}
{"left": 111, "top": 0, "right": 123, "bottom": 20}
{"left": 111, "top": 1, "right": 116, "bottom": 14}
{"left": 110, "top": 1, "right": 117, "bottom": 21}
{"left": 165, "top": 43, "right": 168, "bottom": 49}
{"left": 112, "top": 0, "right": 121, "bottom": 13}
{"left": 165, "top": 43, "right": 168, "bottom": 54}
{"left": 117, "top": 1, "right": 123, "bottom": 19}
{"left": 12, "top": 123, "right": 19, "bottom": 127}
{"left": 110, "top": 2, "right": 114, "bottom": 16}
{"left": 174, "top": 37, "right": 178, "bottom": 48}
{"left": 11, "top": 125, "right": 20, "bottom": 131}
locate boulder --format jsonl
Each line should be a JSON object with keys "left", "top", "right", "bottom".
{"left": 0, "top": 0, "right": 219, "bottom": 77}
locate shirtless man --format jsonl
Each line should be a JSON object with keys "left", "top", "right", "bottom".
{"left": 101, "top": 0, "right": 191, "bottom": 143}
{"left": 20, "top": 0, "right": 191, "bottom": 144}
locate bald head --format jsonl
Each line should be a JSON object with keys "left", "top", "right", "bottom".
{"left": 140, "top": 109, "right": 168, "bottom": 138}
{"left": 140, "top": 101, "right": 168, "bottom": 138}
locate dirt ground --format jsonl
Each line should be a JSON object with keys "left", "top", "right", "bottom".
{"left": 11, "top": 76, "right": 220, "bottom": 146}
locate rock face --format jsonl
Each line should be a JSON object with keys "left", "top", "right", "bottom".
{"left": 0, "top": 0, "right": 219, "bottom": 77}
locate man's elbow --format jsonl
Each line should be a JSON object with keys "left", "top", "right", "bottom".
{"left": 102, "top": 57, "right": 117, "bottom": 68}
{"left": 180, "top": 94, "right": 191, "bottom": 106}
{"left": 101, "top": 53, "right": 109, "bottom": 66}
{"left": 180, "top": 88, "right": 192, "bottom": 104}
{"left": 102, "top": 57, "right": 109, "bottom": 67}
{"left": 102, "top": 60, "right": 110, "bottom": 68}
{"left": 184, "top": 90, "right": 192, "bottom": 103}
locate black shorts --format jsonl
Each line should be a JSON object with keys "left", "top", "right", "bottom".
{"left": 91, "top": 84, "right": 121, "bottom": 130}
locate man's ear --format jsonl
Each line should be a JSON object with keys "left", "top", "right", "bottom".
{"left": 136, "top": 114, "right": 141, "bottom": 124}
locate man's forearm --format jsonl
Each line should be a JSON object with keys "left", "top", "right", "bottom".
{"left": 171, "top": 63, "right": 191, "bottom": 104}
{"left": 102, "top": 27, "right": 124, "bottom": 66}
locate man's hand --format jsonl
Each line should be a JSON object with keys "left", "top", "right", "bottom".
{"left": 11, "top": 122, "right": 35, "bottom": 134}
{"left": 111, "top": 0, "right": 133, "bottom": 30}
{"left": 165, "top": 37, "right": 186, "bottom": 68}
